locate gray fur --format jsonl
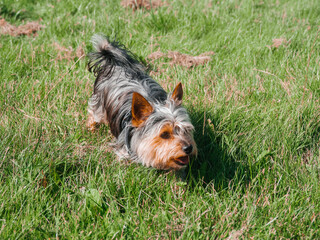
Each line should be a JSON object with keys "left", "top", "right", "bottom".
{"left": 87, "top": 35, "right": 196, "bottom": 169}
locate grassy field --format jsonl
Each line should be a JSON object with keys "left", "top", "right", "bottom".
{"left": 1, "top": 0, "right": 320, "bottom": 238}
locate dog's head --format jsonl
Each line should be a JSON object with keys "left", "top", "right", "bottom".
{"left": 130, "top": 83, "right": 197, "bottom": 170}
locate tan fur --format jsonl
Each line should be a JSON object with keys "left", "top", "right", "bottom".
{"left": 135, "top": 123, "right": 197, "bottom": 170}
{"left": 131, "top": 92, "right": 154, "bottom": 127}
{"left": 87, "top": 35, "right": 197, "bottom": 170}
{"left": 171, "top": 82, "right": 183, "bottom": 105}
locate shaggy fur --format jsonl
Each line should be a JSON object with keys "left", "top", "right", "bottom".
{"left": 87, "top": 35, "right": 197, "bottom": 170}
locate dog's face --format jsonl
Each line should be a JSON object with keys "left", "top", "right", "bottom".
{"left": 130, "top": 83, "right": 197, "bottom": 170}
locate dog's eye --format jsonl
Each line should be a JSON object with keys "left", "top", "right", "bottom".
{"left": 160, "top": 131, "right": 171, "bottom": 139}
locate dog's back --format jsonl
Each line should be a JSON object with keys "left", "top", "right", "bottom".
{"left": 88, "top": 35, "right": 167, "bottom": 102}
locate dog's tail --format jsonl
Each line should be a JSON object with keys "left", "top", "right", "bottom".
{"left": 88, "top": 34, "right": 146, "bottom": 79}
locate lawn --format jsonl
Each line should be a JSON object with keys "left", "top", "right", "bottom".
{"left": 0, "top": 0, "right": 319, "bottom": 238}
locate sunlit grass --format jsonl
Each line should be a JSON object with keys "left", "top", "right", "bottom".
{"left": 0, "top": 0, "right": 319, "bottom": 238}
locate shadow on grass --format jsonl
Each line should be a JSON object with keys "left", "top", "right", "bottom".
{"left": 187, "top": 108, "right": 249, "bottom": 190}
{"left": 39, "top": 107, "right": 249, "bottom": 193}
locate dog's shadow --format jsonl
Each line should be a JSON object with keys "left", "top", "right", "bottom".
{"left": 186, "top": 108, "right": 249, "bottom": 190}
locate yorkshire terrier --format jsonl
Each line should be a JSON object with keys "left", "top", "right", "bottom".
{"left": 86, "top": 35, "right": 197, "bottom": 170}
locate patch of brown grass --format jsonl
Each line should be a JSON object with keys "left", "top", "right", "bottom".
{"left": 148, "top": 50, "right": 166, "bottom": 60}
{"left": 0, "top": 17, "right": 43, "bottom": 37}
{"left": 280, "top": 80, "right": 291, "bottom": 96}
{"left": 121, "top": 0, "right": 164, "bottom": 11}
{"left": 148, "top": 50, "right": 214, "bottom": 68}
{"left": 266, "top": 38, "right": 290, "bottom": 49}
{"left": 223, "top": 75, "right": 244, "bottom": 102}
{"left": 167, "top": 51, "right": 215, "bottom": 68}
{"left": 272, "top": 38, "right": 288, "bottom": 48}
{"left": 52, "top": 42, "right": 85, "bottom": 61}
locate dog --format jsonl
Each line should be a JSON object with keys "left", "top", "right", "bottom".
{"left": 86, "top": 35, "right": 197, "bottom": 170}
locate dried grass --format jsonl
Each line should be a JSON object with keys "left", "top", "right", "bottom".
{"left": 121, "top": 0, "right": 164, "bottom": 11}
{"left": 266, "top": 38, "right": 289, "bottom": 49}
{"left": 0, "top": 17, "right": 43, "bottom": 37}
{"left": 148, "top": 50, "right": 214, "bottom": 68}
{"left": 272, "top": 38, "right": 288, "bottom": 48}
{"left": 280, "top": 80, "right": 291, "bottom": 96}
{"left": 52, "top": 42, "right": 85, "bottom": 61}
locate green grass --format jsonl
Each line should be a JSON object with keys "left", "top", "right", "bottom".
{"left": 1, "top": 0, "right": 320, "bottom": 238}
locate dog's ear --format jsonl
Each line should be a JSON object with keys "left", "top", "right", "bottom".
{"left": 132, "top": 92, "right": 154, "bottom": 127}
{"left": 171, "top": 82, "right": 183, "bottom": 105}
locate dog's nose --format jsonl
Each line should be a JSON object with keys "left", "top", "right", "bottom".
{"left": 183, "top": 145, "right": 193, "bottom": 155}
